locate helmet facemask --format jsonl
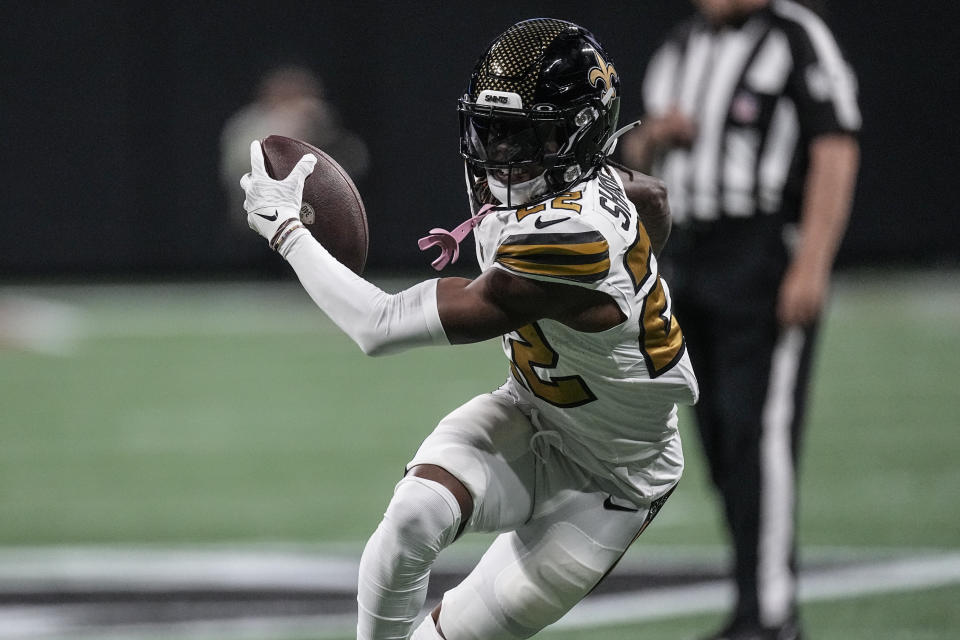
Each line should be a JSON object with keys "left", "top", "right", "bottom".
{"left": 459, "top": 94, "right": 619, "bottom": 208}
{"left": 461, "top": 102, "right": 559, "bottom": 207}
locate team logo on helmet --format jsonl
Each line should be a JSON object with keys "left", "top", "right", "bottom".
{"left": 588, "top": 51, "right": 618, "bottom": 98}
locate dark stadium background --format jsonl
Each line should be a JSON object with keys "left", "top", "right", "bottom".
{"left": 1, "top": 1, "right": 956, "bottom": 278}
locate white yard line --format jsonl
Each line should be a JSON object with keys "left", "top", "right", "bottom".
{"left": 0, "top": 546, "right": 360, "bottom": 592}
{"left": 557, "top": 551, "right": 960, "bottom": 629}
{"left": 0, "top": 546, "right": 957, "bottom": 639}
{"left": 0, "top": 610, "right": 355, "bottom": 640}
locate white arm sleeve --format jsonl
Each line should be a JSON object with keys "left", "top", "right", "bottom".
{"left": 284, "top": 236, "right": 449, "bottom": 356}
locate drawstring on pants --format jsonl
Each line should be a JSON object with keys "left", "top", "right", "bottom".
{"left": 528, "top": 408, "right": 564, "bottom": 464}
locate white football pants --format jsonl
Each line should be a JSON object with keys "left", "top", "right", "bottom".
{"left": 362, "top": 389, "right": 672, "bottom": 639}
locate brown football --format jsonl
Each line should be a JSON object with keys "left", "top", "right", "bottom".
{"left": 260, "top": 135, "right": 369, "bottom": 275}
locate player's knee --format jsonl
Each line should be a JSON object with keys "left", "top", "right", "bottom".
{"left": 382, "top": 475, "right": 462, "bottom": 559}
{"left": 494, "top": 523, "right": 612, "bottom": 631}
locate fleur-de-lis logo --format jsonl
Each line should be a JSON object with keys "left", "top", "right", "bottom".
{"left": 588, "top": 51, "right": 618, "bottom": 97}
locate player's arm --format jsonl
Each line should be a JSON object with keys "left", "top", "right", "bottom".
{"left": 240, "top": 142, "right": 622, "bottom": 355}
{"left": 436, "top": 270, "right": 624, "bottom": 344}
{"left": 615, "top": 167, "right": 671, "bottom": 255}
{"left": 287, "top": 239, "right": 622, "bottom": 354}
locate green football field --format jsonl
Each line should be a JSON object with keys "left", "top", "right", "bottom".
{"left": 0, "top": 269, "right": 957, "bottom": 639}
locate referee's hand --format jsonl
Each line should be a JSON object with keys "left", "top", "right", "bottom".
{"left": 777, "top": 260, "right": 829, "bottom": 327}
{"left": 647, "top": 109, "right": 696, "bottom": 150}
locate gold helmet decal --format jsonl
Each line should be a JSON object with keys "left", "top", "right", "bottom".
{"left": 588, "top": 51, "right": 618, "bottom": 98}
{"left": 475, "top": 19, "right": 567, "bottom": 106}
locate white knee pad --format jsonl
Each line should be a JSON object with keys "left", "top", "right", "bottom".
{"left": 380, "top": 475, "right": 462, "bottom": 559}
{"left": 440, "top": 522, "right": 616, "bottom": 639}
{"left": 357, "top": 476, "right": 462, "bottom": 640}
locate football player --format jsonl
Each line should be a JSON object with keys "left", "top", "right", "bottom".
{"left": 240, "top": 18, "right": 698, "bottom": 640}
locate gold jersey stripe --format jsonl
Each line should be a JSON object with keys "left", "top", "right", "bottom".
{"left": 496, "top": 230, "right": 610, "bottom": 282}
{"left": 496, "top": 240, "right": 610, "bottom": 259}
{"left": 497, "top": 256, "right": 611, "bottom": 279}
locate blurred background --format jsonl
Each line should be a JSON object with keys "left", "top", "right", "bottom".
{"left": 0, "top": 1, "right": 957, "bottom": 639}
{"left": 2, "top": 0, "right": 957, "bottom": 277}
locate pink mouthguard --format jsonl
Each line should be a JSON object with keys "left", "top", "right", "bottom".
{"left": 417, "top": 204, "right": 495, "bottom": 271}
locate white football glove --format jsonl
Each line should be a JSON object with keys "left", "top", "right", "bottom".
{"left": 239, "top": 140, "right": 317, "bottom": 257}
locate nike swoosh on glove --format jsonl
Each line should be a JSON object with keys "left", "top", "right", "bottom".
{"left": 239, "top": 140, "right": 317, "bottom": 257}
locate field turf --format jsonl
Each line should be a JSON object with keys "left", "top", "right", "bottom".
{"left": 0, "top": 270, "right": 957, "bottom": 638}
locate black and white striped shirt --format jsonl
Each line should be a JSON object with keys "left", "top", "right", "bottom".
{"left": 642, "top": 0, "right": 860, "bottom": 224}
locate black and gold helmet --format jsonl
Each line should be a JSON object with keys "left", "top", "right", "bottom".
{"left": 459, "top": 18, "right": 621, "bottom": 208}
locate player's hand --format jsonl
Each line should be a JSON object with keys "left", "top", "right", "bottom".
{"left": 777, "top": 259, "right": 829, "bottom": 327}
{"left": 239, "top": 140, "right": 317, "bottom": 256}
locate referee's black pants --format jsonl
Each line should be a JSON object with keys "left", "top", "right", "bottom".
{"left": 663, "top": 217, "right": 819, "bottom": 628}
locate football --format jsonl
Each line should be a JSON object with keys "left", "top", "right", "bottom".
{"left": 260, "top": 135, "right": 369, "bottom": 275}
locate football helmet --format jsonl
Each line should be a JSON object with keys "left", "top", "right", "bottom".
{"left": 459, "top": 18, "right": 622, "bottom": 208}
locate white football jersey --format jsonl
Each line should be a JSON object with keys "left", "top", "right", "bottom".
{"left": 473, "top": 165, "right": 699, "bottom": 504}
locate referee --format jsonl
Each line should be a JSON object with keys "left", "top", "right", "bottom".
{"left": 622, "top": 1, "right": 859, "bottom": 638}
